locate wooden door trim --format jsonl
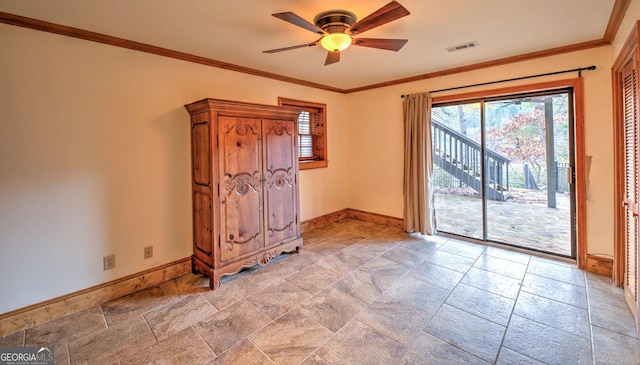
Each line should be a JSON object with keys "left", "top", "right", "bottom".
{"left": 613, "top": 21, "right": 639, "bottom": 287}
{"left": 612, "top": 20, "right": 640, "bottom": 334}
{"left": 433, "top": 77, "right": 587, "bottom": 268}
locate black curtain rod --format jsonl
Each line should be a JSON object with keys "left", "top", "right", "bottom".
{"left": 400, "top": 65, "right": 596, "bottom": 98}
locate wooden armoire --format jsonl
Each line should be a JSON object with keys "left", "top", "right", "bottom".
{"left": 185, "top": 98, "right": 303, "bottom": 289}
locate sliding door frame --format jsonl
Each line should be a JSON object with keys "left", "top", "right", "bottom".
{"left": 432, "top": 77, "right": 587, "bottom": 268}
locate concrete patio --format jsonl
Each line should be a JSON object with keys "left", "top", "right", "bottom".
{"left": 434, "top": 190, "right": 572, "bottom": 257}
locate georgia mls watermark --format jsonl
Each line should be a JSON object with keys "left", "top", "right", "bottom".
{"left": 0, "top": 347, "right": 54, "bottom": 365}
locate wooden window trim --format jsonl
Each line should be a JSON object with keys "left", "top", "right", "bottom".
{"left": 278, "top": 97, "right": 328, "bottom": 170}
{"left": 433, "top": 77, "right": 587, "bottom": 269}
{"left": 298, "top": 160, "right": 328, "bottom": 169}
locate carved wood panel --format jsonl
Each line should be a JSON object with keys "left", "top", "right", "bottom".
{"left": 263, "top": 119, "right": 298, "bottom": 246}
{"left": 218, "top": 116, "right": 263, "bottom": 262}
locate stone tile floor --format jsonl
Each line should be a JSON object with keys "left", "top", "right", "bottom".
{"left": 1, "top": 218, "right": 638, "bottom": 364}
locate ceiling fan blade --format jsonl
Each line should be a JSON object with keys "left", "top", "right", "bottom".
{"left": 324, "top": 51, "right": 340, "bottom": 66}
{"left": 272, "top": 12, "right": 326, "bottom": 35}
{"left": 349, "top": 1, "right": 410, "bottom": 35}
{"left": 263, "top": 40, "right": 319, "bottom": 53}
{"left": 352, "top": 38, "right": 408, "bottom": 51}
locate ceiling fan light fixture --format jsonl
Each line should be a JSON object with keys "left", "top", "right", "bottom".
{"left": 320, "top": 33, "right": 352, "bottom": 52}
{"left": 265, "top": 2, "right": 410, "bottom": 65}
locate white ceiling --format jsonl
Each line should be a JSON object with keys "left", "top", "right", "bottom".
{"left": 0, "top": 0, "right": 616, "bottom": 90}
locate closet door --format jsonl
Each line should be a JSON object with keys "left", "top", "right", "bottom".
{"left": 262, "top": 119, "right": 298, "bottom": 246}
{"left": 218, "top": 116, "right": 264, "bottom": 262}
{"left": 622, "top": 57, "right": 639, "bottom": 321}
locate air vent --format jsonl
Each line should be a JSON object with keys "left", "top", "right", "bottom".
{"left": 446, "top": 41, "right": 479, "bottom": 53}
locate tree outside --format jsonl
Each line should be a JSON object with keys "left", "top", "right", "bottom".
{"left": 431, "top": 93, "right": 570, "bottom": 192}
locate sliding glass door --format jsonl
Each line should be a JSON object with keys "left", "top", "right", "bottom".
{"left": 431, "top": 103, "right": 483, "bottom": 240}
{"left": 431, "top": 90, "right": 576, "bottom": 257}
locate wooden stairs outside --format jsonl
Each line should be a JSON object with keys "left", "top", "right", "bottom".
{"left": 432, "top": 119, "right": 510, "bottom": 201}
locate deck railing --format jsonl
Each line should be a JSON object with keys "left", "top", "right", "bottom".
{"left": 431, "top": 119, "right": 511, "bottom": 201}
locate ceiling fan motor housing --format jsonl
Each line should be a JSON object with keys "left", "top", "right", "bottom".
{"left": 313, "top": 10, "right": 356, "bottom": 34}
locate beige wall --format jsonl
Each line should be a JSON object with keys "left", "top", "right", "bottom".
{"left": 2, "top": 7, "right": 636, "bottom": 314}
{"left": 0, "top": 24, "right": 348, "bottom": 313}
{"left": 345, "top": 46, "right": 615, "bottom": 259}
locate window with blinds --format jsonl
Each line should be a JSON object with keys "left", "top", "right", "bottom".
{"left": 297, "top": 108, "right": 323, "bottom": 160}
{"left": 278, "top": 97, "right": 328, "bottom": 169}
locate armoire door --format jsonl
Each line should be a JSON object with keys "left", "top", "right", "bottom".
{"left": 262, "top": 119, "right": 298, "bottom": 246}
{"left": 622, "top": 57, "right": 639, "bottom": 321}
{"left": 218, "top": 116, "right": 264, "bottom": 262}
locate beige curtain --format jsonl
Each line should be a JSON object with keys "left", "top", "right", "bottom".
{"left": 403, "top": 93, "right": 436, "bottom": 235}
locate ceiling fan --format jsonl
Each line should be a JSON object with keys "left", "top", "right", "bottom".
{"left": 263, "top": 1, "right": 410, "bottom": 66}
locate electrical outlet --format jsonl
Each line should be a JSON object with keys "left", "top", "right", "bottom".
{"left": 144, "top": 246, "right": 153, "bottom": 259}
{"left": 103, "top": 254, "right": 115, "bottom": 270}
